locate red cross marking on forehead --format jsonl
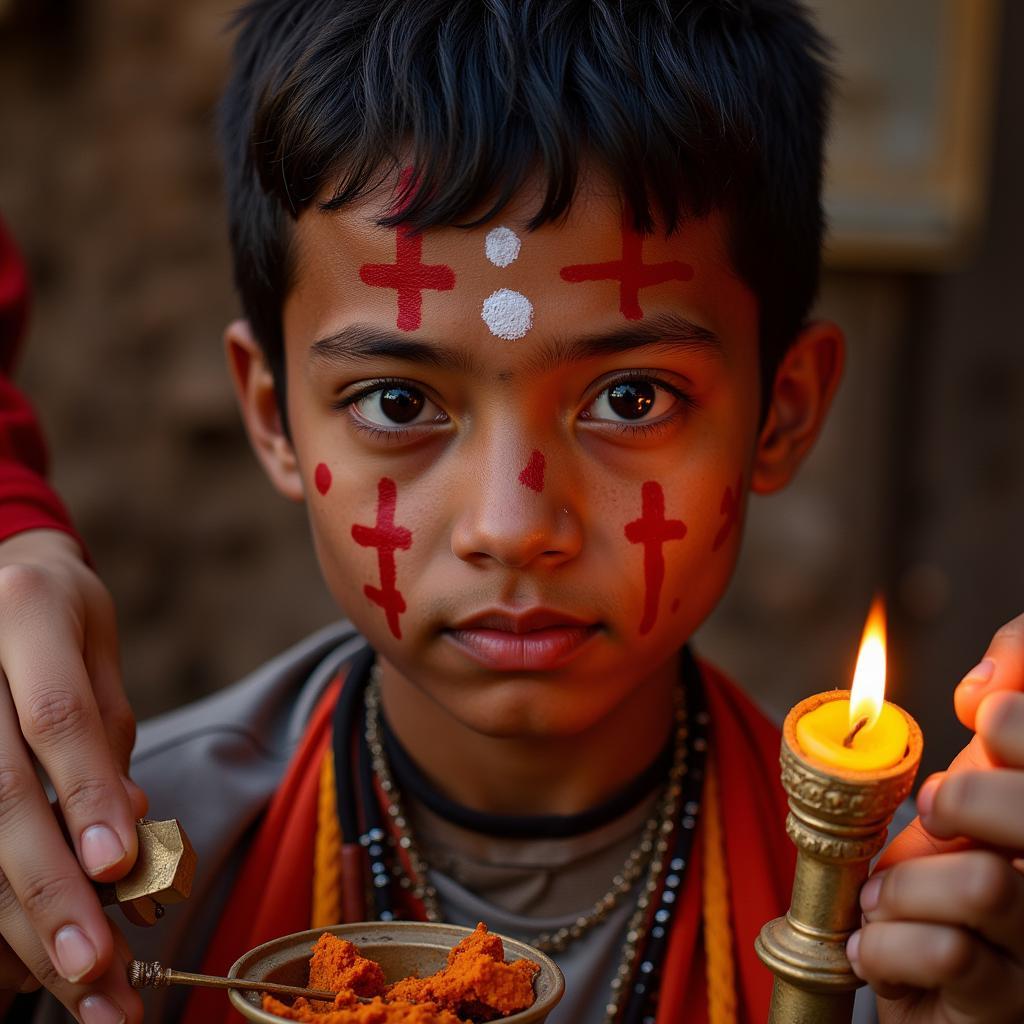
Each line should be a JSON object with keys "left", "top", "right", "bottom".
{"left": 560, "top": 208, "right": 694, "bottom": 320}
{"left": 358, "top": 169, "right": 456, "bottom": 331}
{"left": 624, "top": 480, "right": 687, "bottom": 635}
{"left": 351, "top": 477, "right": 413, "bottom": 639}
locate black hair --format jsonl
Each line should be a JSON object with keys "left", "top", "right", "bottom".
{"left": 220, "top": 0, "right": 833, "bottom": 416}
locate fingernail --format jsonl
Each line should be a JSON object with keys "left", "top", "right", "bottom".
{"left": 917, "top": 776, "right": 938, "bottom": 819}
{"left": 860, "top": 874, "right": 883, "bottom": 913}
{"left": 959, "top": 657, "right": 996, "bottom": 692}
{"left": 81, "top": 824, "right": 126, "bottom": 876}
{"left": 78, "top": 994, "right": 126, "bottom": 1024}
{"left": 846, "top": 930, "right": 863, "bottom": 975}
{"left": 54, "top": 925, "right": 97, "bottom": 983}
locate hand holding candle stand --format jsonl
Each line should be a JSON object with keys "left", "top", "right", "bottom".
{"left": 758, "top": 604, "right": 1024, "bottom": 1024}
{"left": 850, "top": 611, "right": 1024, "bottom": 1024}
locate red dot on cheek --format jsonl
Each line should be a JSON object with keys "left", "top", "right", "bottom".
{"left": 314, "top": 463, "right": 333, "bottom": 495}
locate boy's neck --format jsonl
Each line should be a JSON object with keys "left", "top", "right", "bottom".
{"left": 377, "top": 655, "right": 680, "bottom": 818}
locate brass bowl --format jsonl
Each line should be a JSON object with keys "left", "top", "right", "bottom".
{"left": 228, "top": 921, "right": 565, "bottom": 1023}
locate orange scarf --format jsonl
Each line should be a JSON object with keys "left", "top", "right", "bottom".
{"left": 186, "top": 660, "right": 794, "bottom": 1024}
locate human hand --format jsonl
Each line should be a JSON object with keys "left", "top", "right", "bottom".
{"left": 0, "top": 530, "right": 146, "bottom": 1022}
{"left": 847, "top": 613, "right": 1024, "bottom": 1024}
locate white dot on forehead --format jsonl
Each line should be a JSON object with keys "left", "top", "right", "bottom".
{"left": 484, "top": 226, "right": 521, "bottom": 268}
{"left": 481, "top": 289, "right": 534, "bottom": 340}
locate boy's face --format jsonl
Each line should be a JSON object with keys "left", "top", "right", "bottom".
{"left": 231, "top": 172, "right": 840, "bottom": 740}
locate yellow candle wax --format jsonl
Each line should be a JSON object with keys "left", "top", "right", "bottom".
{"left": 796, "top": 698, "right": 909, "bottom": 772}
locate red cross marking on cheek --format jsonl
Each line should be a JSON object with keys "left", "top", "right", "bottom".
{"left": 624, "top": 481, "right": 687, "bottom": 635}
{"left": 560, "top": 208, "right": 694, "bottom": 320}
{"left": 712, "top": 473, "right": 743, "bottom": 552}
{"left": 518, "top": 450, "right": 546, "bottom": 492}
{"left": 314, "top": 463, "right": 332, "bottom": 496}
{"left": 358, "top": 169, "right": 456, "bottom": 331}
{"left": 351, "top": 477, "right": 413, "bottom": 639}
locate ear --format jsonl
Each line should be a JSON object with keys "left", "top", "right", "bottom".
{"left": 750, "top": 320, "right": 845, "bottom": 494}
{"left": 224, "top": 318, "right": 305, "bottom": 502}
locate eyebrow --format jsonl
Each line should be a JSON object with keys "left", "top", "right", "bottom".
{"left": 310, "top": 323, "right": 481, "bottom": 375}
{"left": 308, "top": 312, "right": 720, "bottom": 380}
{"left": 527, "top": 312, "right": 720, "bottom": 376}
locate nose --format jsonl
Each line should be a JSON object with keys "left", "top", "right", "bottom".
{"left": 449, "top": 441, "right": 582, "bottom": 570}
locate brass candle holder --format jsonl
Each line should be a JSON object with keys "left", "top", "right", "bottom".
{"left": 755, "top": 691, "right": 922, "bottom": 1024}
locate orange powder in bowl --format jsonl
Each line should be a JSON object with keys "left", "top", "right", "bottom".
{"left": 386, "top": 922, "right": 538, "bottom": 1020}
{"left": 307, "top": 933, "right": 386, "bottom": 1002}
{"left": 262, "top": 992, "right": 467, "bottom": 1023}
{"left": 262, "top": 923, "right": 538, "bottom": 1024}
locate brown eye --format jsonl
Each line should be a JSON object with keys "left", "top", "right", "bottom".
{"left": 583, "top": 376, "right": 686, "bottom": 428}
{"left": 351, "top": 383, "right": 442, "bottom": 428}
{"left": 379, "top": 385, "right": 424, "bottom": 423}
{"left": 606, "top": 380, "right": 656, "bottom": 420}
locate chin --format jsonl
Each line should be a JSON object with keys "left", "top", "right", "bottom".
{"left": 442, "top": 678, "right": 614, "bottom": 741}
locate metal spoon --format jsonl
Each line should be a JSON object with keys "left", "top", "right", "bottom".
{"left": 128, "top": 959, "right": 367, "bottom": 1003}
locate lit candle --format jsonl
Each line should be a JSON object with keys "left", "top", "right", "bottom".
{"left": 757, "top": 595, "right": 924, "bottom": 1024}
{"left": 795, "top": 597, "right": 910, "bottom": 772}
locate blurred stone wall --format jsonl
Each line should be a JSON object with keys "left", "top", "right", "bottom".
{"left": 701, "top": 2, "right": 1024, "bottom": 778}
{"left": 1, "top": 0, "right": 1021, "bottom": 776}
{"left": 0, "top": 0, "right": 339, "bottom": 718}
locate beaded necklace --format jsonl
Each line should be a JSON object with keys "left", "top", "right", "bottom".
{"left": 364, "top": 669, "right": 682, "bottom": 955}
{"left": 330, "top": 651, "right": 710, "bottom": 1024}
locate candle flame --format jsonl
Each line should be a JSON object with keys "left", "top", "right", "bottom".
{"left": 849, "top": 596, "right": 887, "bottom": 732}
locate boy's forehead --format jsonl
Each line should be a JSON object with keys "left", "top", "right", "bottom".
{"left": 283, "top": 176, "right": 749, "bottom": 360}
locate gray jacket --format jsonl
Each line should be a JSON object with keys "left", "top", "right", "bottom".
{"left": 27, "top": 621, "right": 885, "bottom": 1022}
{"left": 31, "top": 621, "right": 367, "bottom": 1023}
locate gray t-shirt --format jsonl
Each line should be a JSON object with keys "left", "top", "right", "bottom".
{"left": 410, "top": 789, "right": 663, "bottom": 1023}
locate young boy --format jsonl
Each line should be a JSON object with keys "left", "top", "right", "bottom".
{"left": 1, "top": 2, "right": 1023, "bottom": 1023}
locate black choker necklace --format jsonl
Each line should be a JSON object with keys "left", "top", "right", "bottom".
{"left": 329, "top": 648, "right": 709, "bottom": 1024}
{"left": 380, "top": 703, "right": 676, "bottom": 841}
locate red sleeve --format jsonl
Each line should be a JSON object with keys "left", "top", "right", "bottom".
{"left": 0, "top": 216, "right": 82, "bottom": 547}
{"left": 0, "top": 214, "right": 29, "bottom": 371}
